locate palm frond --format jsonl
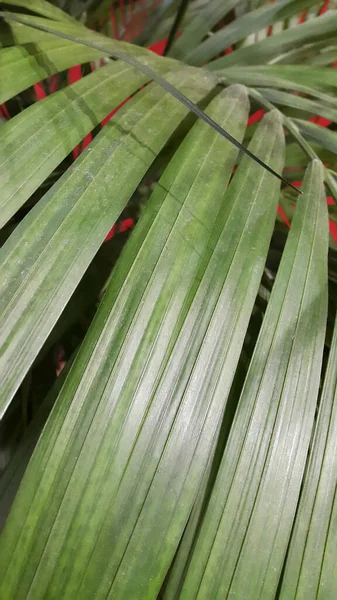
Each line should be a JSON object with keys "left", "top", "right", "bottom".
{"left": 0, "top": 1, "right": 336, "bottom": 598}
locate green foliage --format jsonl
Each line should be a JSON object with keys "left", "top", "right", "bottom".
{"left": 0, "top": 1, "right": 336, "bottom": 598}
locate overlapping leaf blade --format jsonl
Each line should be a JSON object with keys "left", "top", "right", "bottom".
{"left": 0, "top": 61, "right": 148, "bottom": 224}
{"left": 207, "top": 11, "right": 337, "bottom": 69}
{"left": 1, "top": 12, "right": 172, "bottom": 66}
{"left": 279, "top": 312, "right": 337, "bottom": 600}
{"left": 184, "top": 0, "right": 319, "bottom": 67}
{"left": 0, "top": 353, "right": 75, "bottom": 530}
{"left": 0, "top": 2, "right": 335, "bottom": 597}
{"left": 0, "top": 101, "right": 286, "bottom": 600}
{"left": 0, "top": 14, "right": 179, "bottom": 106}
{"left": 168, "top": 0, "right": 242, "bottom": 60}
{"left": 180, "top": 159, "right": 328, "bottom": 599}
{"left": 0, "top": 0, "right": 77, "bottom": 23}
{"left": 295, "top": 118, "right": 337, "bottom": 154}
{"left": 0, "top": 67, "right": 217, "bottom": 416}
{"left": 102, "top": 109, "right": 284, "bottom": 600}
{"left": 217, "top": 65, "right": 337, "bottom": 92}
{"left": 0, "top": 42, "right": 107, "bottom": 99}
{"left": 219, "top": 66, "right": 337, "bottom": 105}
{"left": 308, "top": 46, "right": 337, "bottom": 66}
{"left": 0, "top": 83, "right": 248, "bottom": 597}
{"left": 255, "top": 87, "right": 337, "bottom": 123}
{"left": 1, "top": 11, "right": 290, "bottom": 190}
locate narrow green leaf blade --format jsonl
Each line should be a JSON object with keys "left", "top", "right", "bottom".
{"left": 0, "top": 104, "right": 286, "bottom": 600}
{"left": 0, "top": 11, "right": 181, "bottom": 104}
{"left": 161, "top": 358, "right": 248, "bottom": 600}
{"left": 0, "top": 61, "right": 148, "bottom": 225}
{"left": 279, "top": 312, "right": 337, "bottom": 600}
{"left": 308, "top": 46, "right": 337, "bottom": 66}
{"left": 0, "top": 353, "right": 75, "bottom": 530}
{"left": 180, "top": 159, "right": 329, "bottom": 600}
{"left": 168, "top": 0, "right": 242, "bottom": 60}
{"left": 104, "top": 110, "right": 284, "bottom": 600}
{"left": 207, "top": 12, "right": 337, "bottom": 69}
{"left": 1, "top": 11, "right": 292, "bottom": 189}
{"left": 295, "top": 118, "right": 337, "bottom": 155}
{"left": 0, "top": 68, "right": 216, "bottom": 417}
{"left": 0, "top": 43, "right": 108, "bottom": 101}
{"left": 0, "top": 83, "right": 249, "bottom": 598}
{"left": 185, "top": 0, "right": 318, "bottom": 66}
{"left": 1, "top": 13, "right": 174, "bottom": 68}
{"left": 217, "top": 65, "right": 337, "bottom": 92}
{"left": 255, "top": 88, "right": 337, "bottom": 123}
{"left": 219, "top": 66, "right": 337, "bottom": 105}
{"left": 0, "top": 0, "right": 77, "bottom": 23}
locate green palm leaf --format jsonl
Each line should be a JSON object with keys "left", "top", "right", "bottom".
{"left": 183, "top": 0, "right": 319, "bottom": 66}
{"left": 0, "top": 67, "right": 216, "bottom": 414}
{"left": 208, "top": 10, "right": 337, "bottom": 69}
{"left": 0, "top": 62, "right": 148, "bottom": 222}
{"left": 279, "top": 310, "right": 337, "bottom": 599}
{"left": 179, "top": 159, "right": 328, "bottom": 599}
{"left": 0, "top": 0, "right": 77, "bottom": 23}
{"left": 0, "top": 2, "right": 336, "bottom": 598}
{"left": 0, "top": 95, "right": 286, "bottom": 600}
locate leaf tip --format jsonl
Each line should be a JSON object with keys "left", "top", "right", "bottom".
{"left": 225, "top": 83, "right": 250, "bottom": 112}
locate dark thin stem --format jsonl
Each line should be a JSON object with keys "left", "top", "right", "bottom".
{"left": 163, "top": 0, "right": 190, "bottom": 56}
{"left": 0, "top": 11, "right": 301, "bottom": 193}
